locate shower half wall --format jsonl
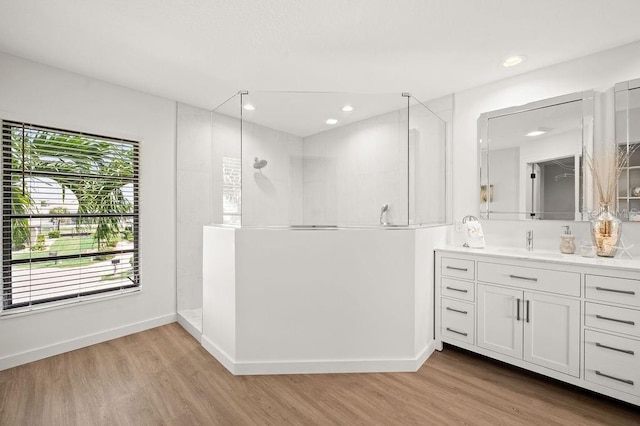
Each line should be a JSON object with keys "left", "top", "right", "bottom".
{"left": 203, "top": 225, "right": 446, "bottom": 374}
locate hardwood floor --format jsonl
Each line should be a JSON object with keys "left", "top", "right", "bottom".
{"left": 1, "top": 323, "right": 639, "bottom": 425}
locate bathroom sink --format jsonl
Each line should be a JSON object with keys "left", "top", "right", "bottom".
{"left": 492, "top": 247, "right": 566, "bottom": 259}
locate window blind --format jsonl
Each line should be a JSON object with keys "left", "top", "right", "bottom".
{"left": 2, "top": 120, "right": 140, "bottom": 312}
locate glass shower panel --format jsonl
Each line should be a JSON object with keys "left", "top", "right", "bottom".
{"left": 212, "top": 93, "right": 243, "bottom": 225}
{"left": 409, "top": 96, "right": 447, "bottom": 225}
{"left": 240, "top": 91, "right": 409, "bottom": 227}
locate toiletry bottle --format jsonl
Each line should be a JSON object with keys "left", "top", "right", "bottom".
{"left": 560, "top": 226, "right": 576, "bottom": 254}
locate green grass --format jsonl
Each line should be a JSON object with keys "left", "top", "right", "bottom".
{"left": 101, "top": 271, "right": 133, "bottom": 281}
{"left": 51, "top": 236, "right": 96, "bottom": 254}
{"left": 13, "top": 236, "right": 100, "bottom": 269}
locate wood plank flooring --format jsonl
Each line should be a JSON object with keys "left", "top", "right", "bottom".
{"left": 1, "top": 323, "right": 639, "bottom": 425}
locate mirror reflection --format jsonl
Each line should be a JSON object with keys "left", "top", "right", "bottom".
{"left": 615, "top": 79, "right": 640, "bottom": 221}
{"left": 480, "top": 93, "right": 592, "bottom": 220}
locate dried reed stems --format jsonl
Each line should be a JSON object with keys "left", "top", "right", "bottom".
{"left": 587, "top": 143, "right": 637, "bottom": 205}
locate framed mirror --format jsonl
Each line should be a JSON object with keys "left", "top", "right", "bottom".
{"left": 615, "top": 78, "right": 640, "bottom": 222}
{"left": 479, "top": 91, "right": 594, "bottom": 220}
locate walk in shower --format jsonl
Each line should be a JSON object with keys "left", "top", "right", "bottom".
{"left": 211, "top": 91, "right": 447, "bottom": 228}
{"left": 176, "top": 91, "right": 447, "bottom": 362}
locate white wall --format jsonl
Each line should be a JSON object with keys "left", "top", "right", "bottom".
{"left": 452, "top": 41, "right": 640, "bottom": 251}
{"left": 177, "top": 104, "right": 211, "bottom": 316}
{"left": 301, "top": 97, "right": 451, "bottom": 227}
{"left": 209, "top": 113, "right": 304, "bottom": 227}
{"left": 241, "top": 121, "right": 304, "bottom": 226}
{"left": 302, "top": 109, "right": 409, "bottom": 226}
{"left": 410, "top": 100, "right": 448, "bottom": 225}
{"left": 0, "top": 53, "right": 177, "bottom": 370}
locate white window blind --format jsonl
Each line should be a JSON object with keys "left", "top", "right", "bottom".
{"left": 2, "top": 120, "right": 140, "bottom": 313}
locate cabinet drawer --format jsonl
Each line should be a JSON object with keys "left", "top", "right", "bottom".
{"left": 441, "top": 278, "right": 475, "bottom": 302}
{"left": 441, "top": 257, "right": 474, "bottom": 280}
{"left": 478, "top": 262, "right": 580, "bottom": 297}
{"left": 584, "top": 329, "right": 640, "bottom": 396}
{"left": 441, "top": 298, "right": 474, "bottom": 345}
{"left": 585, "top": 302, "right": 640, "bottom": 338}
{"left": 586, "top": 275, "right": 640, "bottom": 307}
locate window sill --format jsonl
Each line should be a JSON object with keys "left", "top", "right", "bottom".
{"left": 0, "top": 287, "right": 141, "bottom": 319}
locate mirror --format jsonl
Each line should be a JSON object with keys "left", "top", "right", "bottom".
{"left": 615, "top": 78, "right": 640, "bottom": 221}
{"left": 479, "top": 91, "right": 594, "bottom": 220}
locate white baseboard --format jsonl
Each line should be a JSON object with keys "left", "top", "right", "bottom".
{"left": 202, "top": 337, "right": 437, "bottom": 376}
{"left": 201, "top": 335, "right": 237, "bottom": 374}
{"left": 415, "top": 341, "right": 436, "bottom": 369}
{"left": 0, "top": 313, "right": 177, "bottom": 371}
{"left": 177, "top": 313, "right": 202, "bottom": 343}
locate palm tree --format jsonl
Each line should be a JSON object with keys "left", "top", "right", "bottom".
{"left": 48, "top": 207, "right": 70, "bottom": 231}
{"left": 9, "top": 129, "right": 34, "bottom": 249}
{"left": 11, "top": 127, "right": 134, "bottom": 251}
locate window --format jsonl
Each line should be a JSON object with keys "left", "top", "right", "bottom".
{"left": 2, "top": 120, "right": 140, "bottom": 313}
{"left": 222, "top": 156, "right": 241, "bottom": 225}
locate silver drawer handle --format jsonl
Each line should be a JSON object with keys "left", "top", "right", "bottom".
{"left": 446, "top": 307, "right": 468, "bottom": 315}
{"left": 596, "top": 342, "right": 635, "bottom": 355}
{"left": 445, "top": 286, "right": 468, "bottom": 293}
{"left": 595, "top": 286, "right": 635, "bottom": 295}
{"left": 509, "top": 274, "right": 538, "bottom": 282}
{"left": 446, "top": 327, "right": 468, "bottom": 337}
{"left": 595, "top": 370, "right": 634, "bottom": 386}
{"left": 446, "top": 266, "right": 468, "bottom": 272}
{"left": 595, "top": 314, "right": 636, "bottom": 326}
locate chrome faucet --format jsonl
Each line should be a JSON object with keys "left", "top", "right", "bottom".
{"left": 526, "top": 230, "right": 534, "bottom": 251}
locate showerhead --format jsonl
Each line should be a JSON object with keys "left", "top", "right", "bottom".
{"left": 253, "top": 157, "right": 268, "bottom": 169}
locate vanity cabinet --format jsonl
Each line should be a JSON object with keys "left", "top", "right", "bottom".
{"left": 436, "top": 248, "right": 640, "bottom": 406}
{"left": 477, "top": 284, "right": 580, "bottom": 376}
{"left": 583, "top": 271, "right": 640, "bottom": 398}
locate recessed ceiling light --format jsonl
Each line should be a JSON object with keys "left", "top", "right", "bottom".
{"left": 526, "top": 128, "right": 549, "bottom": 137}
{"left": 326, "top": 118, "right": 338, "bottom": 125}
{"left": 243, "top": 104, "right": 255, "bottom": 111}
{"left": 502, "top": 55, "right": 525, "bottom": 68}
{"left": 342, "top": 105, "right": 354, "bottom": 112}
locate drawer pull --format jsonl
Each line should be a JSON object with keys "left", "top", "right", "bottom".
{"left": 595, "top": 286, "right": 635, "bottom": 295}
{"left": 509, "top": 274, "right": 538, "bottom": 282}
{"left": 595, "top": 370, "right": 634, "bottom": 386}
{"left": 446, "top": 307, "right": 468, "bottom": 315}
{"left": 445, "top": 286, "right": 468, "bottom": 293}
{"left": 446, "top": 266, "right": 468, "bottom": 272}
{"left": 446, "top": 327, "right": 468, "bottom": 337}
{"left": 596, "top": 342, "right": 635, "bottom": 355}
{"left": 595, "top": 314, "right": 635, "bottom": 326}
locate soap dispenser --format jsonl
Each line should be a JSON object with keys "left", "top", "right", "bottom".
{"left": 560, "top": 226, "right": 576, "bottom": 254}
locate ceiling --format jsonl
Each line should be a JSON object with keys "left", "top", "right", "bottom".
{"left": 2, "top": 1, "right": 640, "bottom": 111}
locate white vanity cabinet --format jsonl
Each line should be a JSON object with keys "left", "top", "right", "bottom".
{"left": 583, "top": 272, "right": 640, "bottom": 398}
{"left": 435, "top": 248, "right": 640, "bottom": 406}
{"left": 477, "top": 284, "right": 580, "bottom": 376}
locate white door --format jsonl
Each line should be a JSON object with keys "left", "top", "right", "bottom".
{"left": 477, "top": 284, "right": 523, "bottom": 359}
{"left": 523, "top": 292, "right": 580, "bottom": 377}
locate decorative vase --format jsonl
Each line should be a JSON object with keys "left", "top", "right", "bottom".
{"left": 591, "top": 202, "right": 621, "bottom": 257}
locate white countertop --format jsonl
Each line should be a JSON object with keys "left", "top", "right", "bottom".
{"left": 436, "top": 245, "right": 640, "bottom": 272}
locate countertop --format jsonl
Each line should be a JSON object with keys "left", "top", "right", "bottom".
{"left": 435, "top": 245, "right": 640, "bottom": 272}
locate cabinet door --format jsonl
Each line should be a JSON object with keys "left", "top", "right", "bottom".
{"left": 523, "top": 292, "right": 580, "bottom": 377}
{"left": 477, "top": 284, "right": 523, "bottom": 359}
